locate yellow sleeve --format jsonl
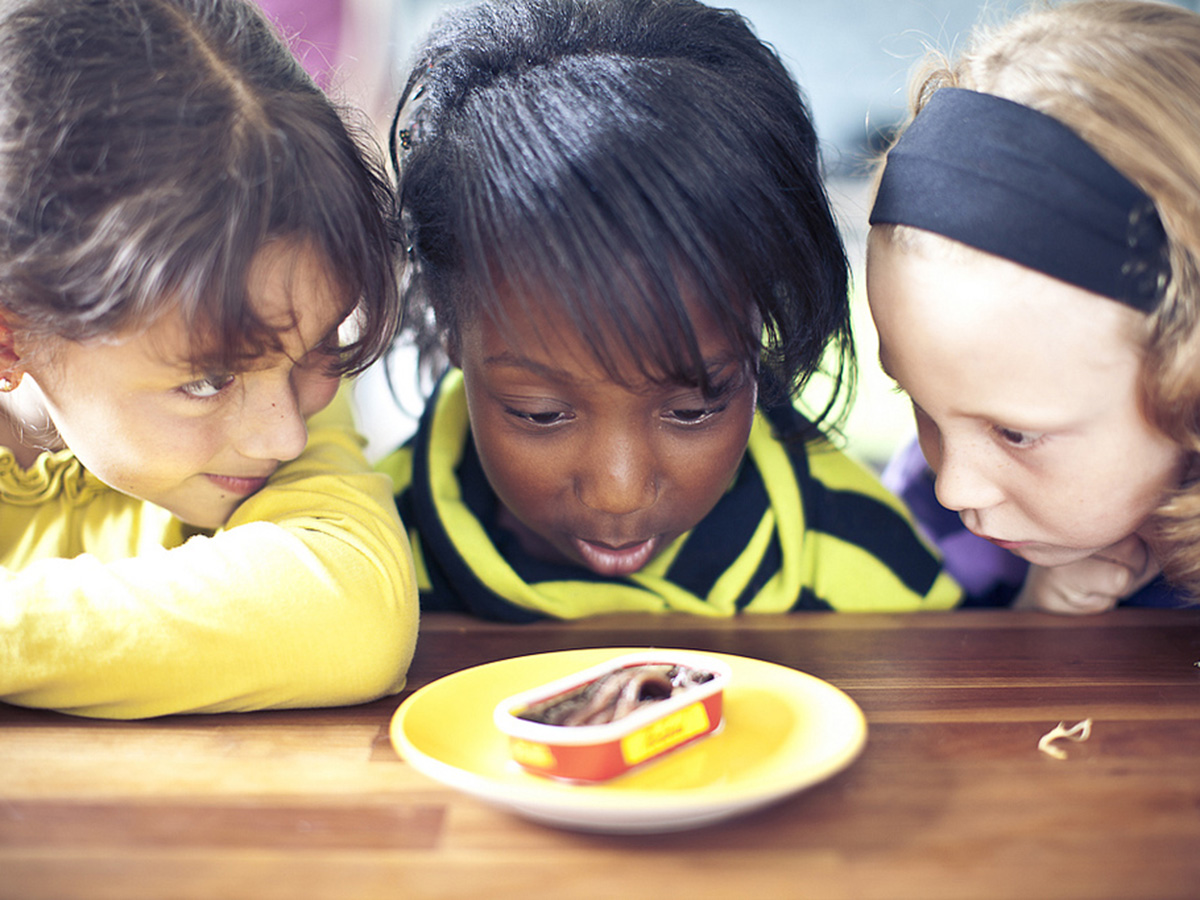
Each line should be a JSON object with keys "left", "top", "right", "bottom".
{"left": 0, "top": 386, "right": 418, "bottom": 718}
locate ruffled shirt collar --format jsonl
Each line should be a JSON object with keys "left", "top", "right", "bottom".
{"left": 0, "top": 446, "right": 107, "bottom": 506}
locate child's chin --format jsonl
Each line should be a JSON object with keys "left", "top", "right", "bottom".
{"left": 1011, "top": 544, "right": 1100, "bottom": 569}
{"left": 168, "top": 499, "right": 241, "bottom": 532}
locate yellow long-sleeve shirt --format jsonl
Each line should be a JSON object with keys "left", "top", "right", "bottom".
{"left": 0, "top": 387, "right": 418, "bottom": 719}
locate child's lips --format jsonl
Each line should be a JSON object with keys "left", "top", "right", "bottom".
{"left": 573, "top": 535, "right": 659, "bottom": 577}
{"left": 976, "top": 532, "right": 1029, "bottom": 551}
{"left": 206, "top": 473, "right": 271, "bottom": 497}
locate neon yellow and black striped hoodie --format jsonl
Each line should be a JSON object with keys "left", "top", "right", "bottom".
{"left": 379, "top": 371, "right": 961, "bottom": 621}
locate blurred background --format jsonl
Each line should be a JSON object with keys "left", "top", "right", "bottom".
{"left": 258, "top": 0, "right": 1200, "bottom": 468}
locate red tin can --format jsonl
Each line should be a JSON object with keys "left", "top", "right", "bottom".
{"left": 494, "top": 650, "right": 731, "bottom": 783}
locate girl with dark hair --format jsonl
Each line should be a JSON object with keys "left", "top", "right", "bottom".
{"left": 381, "top": 0, "right": 960, "bottom": 620}
{"left": 0, "top": 0, "right": 417, "bottom": 716}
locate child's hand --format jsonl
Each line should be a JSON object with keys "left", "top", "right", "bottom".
{"left": 1013, "top": 535, "right": 1158, "bottom": 615}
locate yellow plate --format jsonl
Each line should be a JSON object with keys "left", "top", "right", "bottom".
{"left": 390, "top": 648, "right": 867, "bottom": 834}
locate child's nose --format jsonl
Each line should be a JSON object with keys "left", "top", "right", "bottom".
{"left": 931, "top": 440, "right": 1004, "bottom": 513}
{"left": 574, "top": 428, "right": 659, "bottom": 515}
{"left": 236, "top": 378, "right": 310, "bottom": 462}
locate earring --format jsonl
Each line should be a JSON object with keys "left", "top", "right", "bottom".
{"left": 0, "top": 374, "right": 20, "bottom": 392}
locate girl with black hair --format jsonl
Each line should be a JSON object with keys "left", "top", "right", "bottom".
{"left": 382, "top": 0, "right": 960, "bottom": 619}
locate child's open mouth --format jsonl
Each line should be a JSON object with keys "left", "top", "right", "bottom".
{"left": 573, "top": 536, "right": 659, "bottom": 577}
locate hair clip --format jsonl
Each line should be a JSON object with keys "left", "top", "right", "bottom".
{"left": 1121, "top": 200, "right": 1171, "bottom": 307}
{"left": 395, "top": 75, "right": 430, "bottom": 154}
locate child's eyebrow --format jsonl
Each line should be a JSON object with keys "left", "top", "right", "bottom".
{"left": 483, "top": 350, "right": 751, "bottom": 390}
{"left": 483, "top": 351, "right": 578, "bottom": 383}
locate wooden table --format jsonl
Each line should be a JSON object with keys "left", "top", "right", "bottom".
{"left": 2, "top": 608, "right": 1198, "bottom": 900}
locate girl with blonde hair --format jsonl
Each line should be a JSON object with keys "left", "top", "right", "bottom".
{"left": 868, "top": 0, "right": 1200, "bottom": 612}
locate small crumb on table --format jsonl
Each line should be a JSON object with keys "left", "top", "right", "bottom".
{"left": 1037, "top": 718, "right": 1093, "bottom": 760}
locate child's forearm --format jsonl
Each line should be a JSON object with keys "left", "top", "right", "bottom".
{"left": 0, "top": 393, "right": 418, "bottom": 719}
{"left": 0, "top": 515, "right": 417, "bottom": 717}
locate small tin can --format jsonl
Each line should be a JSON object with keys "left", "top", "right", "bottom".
{"left": 493, "top": 650, "right": 730, "bottom": 783}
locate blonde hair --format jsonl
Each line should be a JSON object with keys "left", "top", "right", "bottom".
{"left": 902, "top": 0, "right": 1200, "bottom": 596}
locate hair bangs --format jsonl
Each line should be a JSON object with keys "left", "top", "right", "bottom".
{"left": 445, "top": 57, "right": 762, "bottom": 391}
{"left": 97, "top": 89, "right": 395, "bottom": 377}
{"left": 261, "top": 99, "right": 399, "bottom": 375}
{"left": 396, "top": 0, "right": 853, "bottom": 421}
{"left": 0, "top": 0, "right": 397, "bottom": 376}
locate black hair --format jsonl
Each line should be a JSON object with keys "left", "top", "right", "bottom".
{"left": 391, "top": 0, "right": 852, "bottom": 417}
{"left": 0, "top": 0, "right": 399, "bottom": 375}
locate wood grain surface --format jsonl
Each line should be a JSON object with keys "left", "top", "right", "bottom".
{"left": 3, "top": 608, "right": 1198, "bottom": 900}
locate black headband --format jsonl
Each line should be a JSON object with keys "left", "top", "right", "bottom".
{"left": 869, "top": 88, "right": 1168, "bottom": 312}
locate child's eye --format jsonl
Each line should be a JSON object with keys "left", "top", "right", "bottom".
{"left": 665, "top": 403, "right": 727, "bottom": 425}
{"left": 179, "top": 374, "right": 236, "bottom": 399}
{"left": 310, "top": 335, "right": 345, "bottom": 361}
{"left": 505, "top": 407, "right": 572, "bottom": 427}
{"left": 993, "top": 425, "right": 1043, "bottom": 448}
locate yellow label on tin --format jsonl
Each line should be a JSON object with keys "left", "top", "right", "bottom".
{"left": 510, "top": 738, "right": 555, "bottom": 770}
{"left": 620, "top": 701, "right": 711, "bottom": 765}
